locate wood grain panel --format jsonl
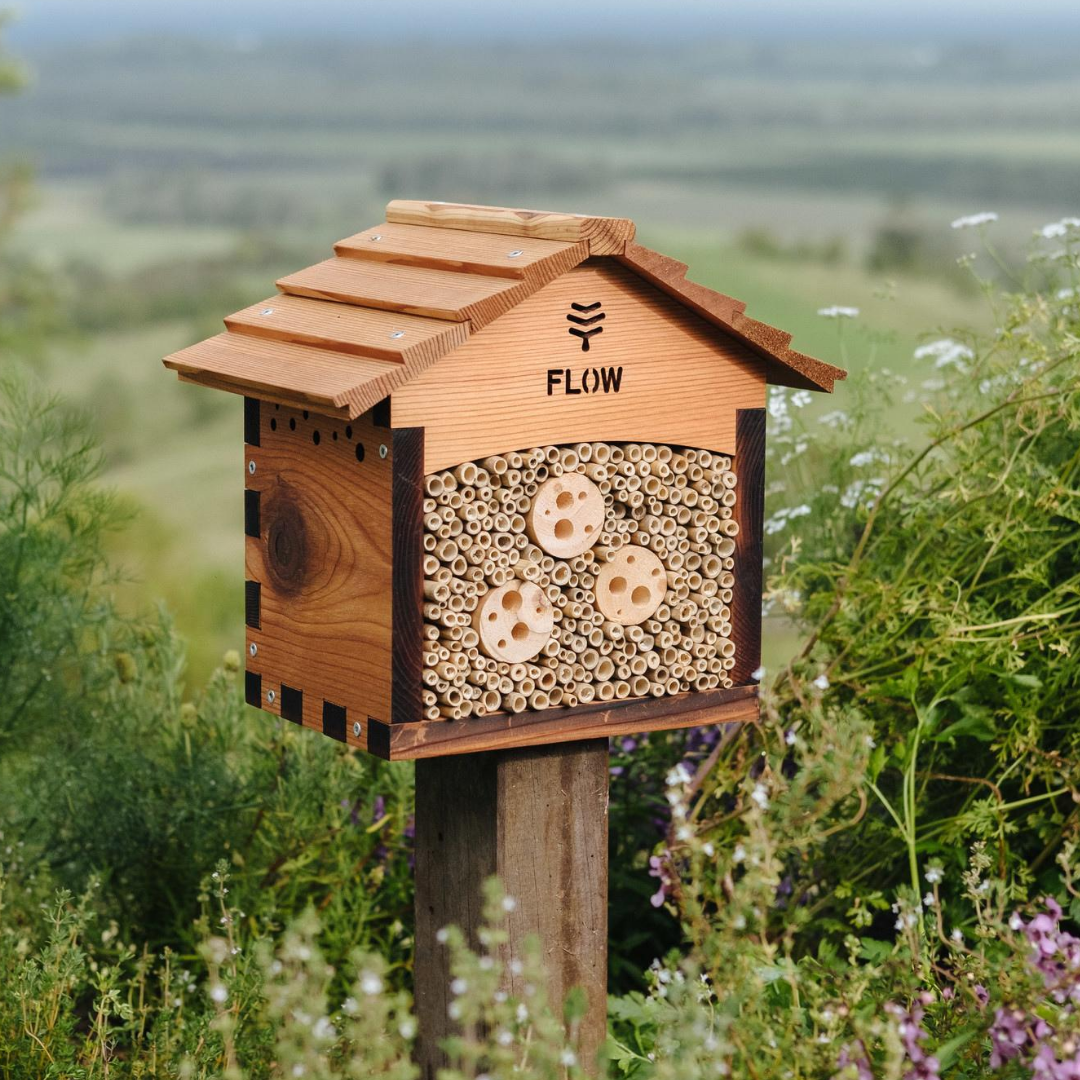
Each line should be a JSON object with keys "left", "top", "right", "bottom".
{"left": 414, "top": 741, "right": 609, "bottom": 1077}
{"left": 245, "top": 403, "right": 393, "bottom": 748}
{"left": 225, "top": 293, "right": 468, "bottom": 365}
{"left": 387, "top": 199, "right": 635, "bottom": 255}
{"left": 277, "top": 257, "right": 527, "bottom": 328}
{"left": 730, "top": 408, "right": 765, "bottom": 686}
{"left": 370, "top": 685, "right": 759, "bottom": 759}
{"left": 335, "top": 222, "right": 588, "bottom": 282}
{"left": 389, "top": 261, "right": 768, "bottom": 474}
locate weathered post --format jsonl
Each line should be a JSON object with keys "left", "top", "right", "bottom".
{"left": 160, "top": 198, "right": 844, "bottom": 1077}
{"left": 414, "top": 741, "right": 609, "bottom": 1077}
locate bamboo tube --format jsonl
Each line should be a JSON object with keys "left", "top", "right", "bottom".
{"left": 577, "top": 683, "right": 596, "bottom": 704}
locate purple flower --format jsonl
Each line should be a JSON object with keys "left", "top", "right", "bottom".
{"left": 648, "top": 852, "right": 676, "bottom": 908}
{"left": 372, "top": 795, "right": 386, "bottom": 823}
{"left": 884, "top": 1002, "right": 941, "bottom": 1080}
{"left": 836, "top": 1044, "right": 872, "bottom": 1080}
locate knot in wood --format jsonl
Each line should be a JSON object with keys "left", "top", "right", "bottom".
{"left": 265, "top": 490, "right": 308, "bottom": 596}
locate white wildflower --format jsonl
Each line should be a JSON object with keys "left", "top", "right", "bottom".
{"left": 812, "top": 673, "right": 830, "bottom": 691}
{"left": 924, "top": 893, "right": 936, "bottom": 908}
{"left": 865, "top": 735, "right": 876, "bottom": 748}
{"left": 790, "top": 390, "right": 813, "bottom": 407}
{"left": 703, "top": 842, "right": 716, "bottom": 857}
{"left": 516, "top": 1002, "right": 529, "bottom": 1023}
{"left": 750, "top": 783, "right": 770, "bottom": 810}
{"left": 785, "top": 729, "right": 797, "bottom": 746}
{"left": 341, "top": 997, "right": 359, "bottom": 1016}
{"left": 292, "top": 1066, "right": 305, "bottom": 1078}
{"left": 312, "top": 1017, "right": 336, "bottom": 1040}
{"left": 501, "top": 895, "right": 517, "bottom": 912}
{"left": 914, "top": 338, "right": 974, "bottom": 368}
{"left": 561, "top": 1050, "right": 578, "bottom": 1067}
{"left": 360, "top": 971, "right": 384, "bottom": 996}
{"left": 497, "top": 1028, "right": 513, "bottom": 1046}
{"left": 448, "top": 1001, "right": 462, "bottom": 1020}
{"left": 1039, "top": 217, "right": 1080, "bottom": 239}
{"left": 435, "top": 927, "right": 450, "bottom": 944}
{"left": 750, "top": 665, "right": 766, "bottom": 682}
{"left": 1057, "top": 287, "right": 1076, "bottom": 300}
{"left": 817, "top": 305, "right": 860, "bottom": 318}
{"left": 787, "top": 503, "right": 811, "bottom": 519}
{"left": 951, "top": 928, "right": 964, "bottom": 942}
{"left": 450, "top": 978, "right": 468, "bottom": 996}
{"left": 676, "top": 824, "right": 692, "bottom": 841}
{"left": 849, "top": 450, "right": 880, "bottom": 468}
{"left": 209, "top": 984, "right": 228, "bottom": 1004}
{"left": 399, "top": 1017, "right": 417, "bottom": 1039}
{"left": 510, "top": 959, "right": 524, "bottom": 976}
{"left": 494, "top": 990, "right": 508, "bottom": 1003}
{"left": 818, "top": 410, "right": 848, "bottom": 428}
{"left": 479, "top": 956, "right": 494, "bottom": 970}
{"left": 666, "top": 762, "right": 693, "bottom": 787}
{"left": 951, "top": 211, "right": 998, "bottom": 229}
{"left": 925, "top": 866, "right": 943, "bottom": 884}
{"left": 733, "top": 844, "right": 747, "bottom": 863}
{"left": 1009, "top": 913, "right": 1024, "bottom": 931}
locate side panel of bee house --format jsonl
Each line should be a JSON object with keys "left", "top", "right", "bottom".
{"left": 243, "top": 399, "right": 393, "bottom": 751}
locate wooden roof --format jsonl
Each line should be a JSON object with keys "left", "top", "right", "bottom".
{"left": 164, "top": 200, "right": 845, "bottom": 419}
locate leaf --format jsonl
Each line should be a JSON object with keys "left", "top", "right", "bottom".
{"left": 934, "top": 1027, "right": 977, "bottom": 1070}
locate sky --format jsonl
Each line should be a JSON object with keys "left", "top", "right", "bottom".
{"left": 8, "top": 0, "right": 1080, "bottom": 44}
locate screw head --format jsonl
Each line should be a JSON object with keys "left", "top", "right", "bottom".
{"left": 266, "top": 689, "right": 276, "bottom": 704}
{"left": 352, "top": 721, "right": 362, "bottom": 738}
{"left": 507, "top": 249, "right": 524, "bottom": 258}
{"left": 389, "top": 330, "right": 405, "bottom": 339}
{"left": 379, "top": 444, "right": 388, "bottom": 459}
{"left": 369, "top": 233, "right": 382, "bottom": 241}
{"left": 259, "top": 307, "right": 274, "bottom": 316}
{"left": 248, "top": 460, "right": 256, "bottom": 475}
{"left": 249, "top": 643, "right": 257, "bottom": 657}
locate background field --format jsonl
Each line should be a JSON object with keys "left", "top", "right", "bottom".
{"left": 4, "top": 22, "right": 1078, "bottom": 680}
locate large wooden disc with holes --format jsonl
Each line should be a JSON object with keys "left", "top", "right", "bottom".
{"left": 595, "top": 545, "right": 667, "bottom": 626}
{"left": 473, "top": 580, "right": 554, "bottom": 663}
{"left": 526, "top": 473, "right": 605, "bottom": 558}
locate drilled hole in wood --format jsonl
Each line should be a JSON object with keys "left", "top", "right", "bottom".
{"left": 270, "top": 418, "right": 277, "bottom": 431}
{"left": 610, "top": 576, "right": 627, "bottom": 595}
{"left": 312, "top": 430, "right": 320, "bottom": 445}
{"left": 511, "top": 622, "right": 529, "bottom": 642}
{"left": 355, "top": 443, "right": 365, "bottom": 462}
{"left": 346, "top": 425, "right": 353, "bottom": 439}
{"left": 556, "top": 491, "right": 573, "bottom": 510}
{"left": 332, "top": 431, "right": 338, "bottom": 441}
{"left": 501, "top": 589, "right": 522, "bottom": 613}
{"left": 302, "top": 410, "right": 309, "bottom": 419}
{"left": 289, "top": 417, "right": 296, "bottom": 431}
{"left": 554, "top": 519, "right": 573, "bottom": 540}
{"left": 631, "top": 586, "right": 651, "bottom": 605}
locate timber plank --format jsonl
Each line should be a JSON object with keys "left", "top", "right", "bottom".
{"left": 225, "top": 293, "right": 468, "bottom": 366}
{"left": 371, "top": 685, "right": 759, "bottom": 759}
{"left": 335, "top": 221, "right": 588, "bottom": 283}
{"left": 277, "top": 257, "right": 527, "bottom": 328}
{"left": 386, "top": 199, "right": 635, "bottom": 255}
{"left": 730, "top": 409, "right": 765, "bottom": 685}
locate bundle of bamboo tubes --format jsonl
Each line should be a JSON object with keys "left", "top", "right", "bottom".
{"left": 421, "top": 442, "right": 739, "bottom": 719}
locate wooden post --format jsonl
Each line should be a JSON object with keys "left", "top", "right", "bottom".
{"left": 414, "top": 739, "right": 609, "bottom": 1077}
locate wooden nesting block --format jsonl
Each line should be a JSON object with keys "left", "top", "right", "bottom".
{"left": 595, "top": 546, "right": 667, "bottom": 626}
{"left": 473, "top": 580, "right": 554, "bottom": 663}
{"left": 526, "top": 473, "right": 604, "bottom": 558}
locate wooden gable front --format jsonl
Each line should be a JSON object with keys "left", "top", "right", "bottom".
{"left": 390, "top": 260, "right": 767, "bottom": 474}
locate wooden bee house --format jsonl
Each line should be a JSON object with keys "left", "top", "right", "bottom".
{"left": 163, "top": 200, "right": 845, "bottom": 760}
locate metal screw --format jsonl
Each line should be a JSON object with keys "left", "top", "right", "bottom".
{"left": 248, "top": 460, "right": 256, "bottom": 475}
{"left": 507, "top": 249, "right": 524, "bottom": 258}
{"left": 352, "top": 721, "right": 362, "bottom": 738}
{"left": 379, "top": 444, "right": 388, "bottom": 459}
{"left": 259, "top": 307, "right": 274, "bottom": 316}
{"left": 267, "top": 689, "right": 276, "bottom": 704}
{"left": 249, "top": 643, "right": 257, "bottom": 657}
{"left": 389, "top": 330, "right": 406, "bottom": 339}
{"left": 369, "top": 234, "right": 382, "bottom": 241}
